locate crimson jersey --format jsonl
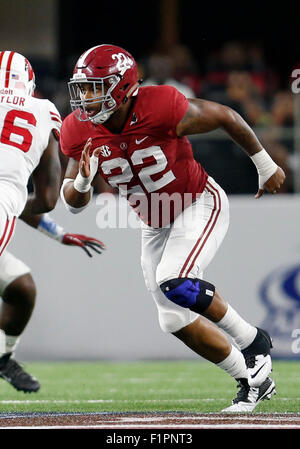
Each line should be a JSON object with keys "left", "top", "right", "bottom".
{"left": 60, "top": 85, "right": 208, "bottom": 227}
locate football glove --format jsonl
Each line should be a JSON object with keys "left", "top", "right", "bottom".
{"left": 62, "top": 233, "right": 106, "bottom": 257}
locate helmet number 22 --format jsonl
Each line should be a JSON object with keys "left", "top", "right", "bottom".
{"left": 101, "top": 146, "right": 176, "bottom": 194}
{"left": 0, "top": 109, "right": 36, "bottom": 153}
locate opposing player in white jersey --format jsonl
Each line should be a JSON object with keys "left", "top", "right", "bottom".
{"left": 60, "top": 44, "right": 285, "bottom": 412}
{"left": 0, "top": 51, "right": 105, "bottom": 393}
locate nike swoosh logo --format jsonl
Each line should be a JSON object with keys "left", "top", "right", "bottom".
{"left": 135, "top": 136, "right": 148, "bottom": 145}
{"left": 250, "top": 362, "right": 266, "bottom": 378}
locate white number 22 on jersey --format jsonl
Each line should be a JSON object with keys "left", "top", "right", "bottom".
{"left": 101, "top": 146, "right": 175, "bottom": 194}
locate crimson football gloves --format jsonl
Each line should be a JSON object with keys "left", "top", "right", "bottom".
{"left": 62, "top": 233, "right": 106, "bottom": 257}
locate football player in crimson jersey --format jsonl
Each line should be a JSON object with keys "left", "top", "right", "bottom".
{"left": 0, "top": 51, "right": 105, "bottom": 393}
{"left": 60, "top": 44, "right": 285, "bottom": 412}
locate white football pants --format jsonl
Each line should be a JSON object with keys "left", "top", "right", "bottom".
{"left": 140, "top": 176, "right": 230, "bottom": 333}
{"left": 0, "top": 203, "right": 29, "bottom": 295}
{"left": 0, "top": 203, "right": 16, "bottom": 259}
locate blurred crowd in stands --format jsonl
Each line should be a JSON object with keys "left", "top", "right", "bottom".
{"left": 139, "top": 41, "right": 294, "bottom": 194}
{"left": 140, "top": 41, "right": 294, "bottom": 128}
{"left": 33, "top": 41, "right": 296, "bottom": 194}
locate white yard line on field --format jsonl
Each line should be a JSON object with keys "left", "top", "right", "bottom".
{"left": 0, "top": 398, "right": 213, "bottom": 404}
{"left": 118, "top": 415, "right": 300, "bottom": 423}
{"left": 0, "top": 397, "right": 300, "bottom": 405}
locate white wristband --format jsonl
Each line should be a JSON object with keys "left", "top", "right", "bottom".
{"left": 73, "top": 152, "right": 99, "bottom": 193}
{"left": 250, "top": 149, "right": 278, "bottom": 188}
{"left": 73, "top": 171, "right": 92, "bottom": 193}
{"left": 60, "top": 178, "right": 94, "bottom": 214}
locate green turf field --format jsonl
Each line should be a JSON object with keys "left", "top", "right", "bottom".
{"left": 0, "top": 360, "right": 299, "bottom": 413}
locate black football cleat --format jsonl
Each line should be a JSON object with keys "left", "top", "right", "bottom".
{"left": 0, "top": 353, "right": 40, "bottom": 393}
{"left": 242, "top": 327, "right": 273, "bottom": 387}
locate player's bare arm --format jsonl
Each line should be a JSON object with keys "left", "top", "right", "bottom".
{"left": 22, "top": 132, "right": 61, "bottom": 216}
{"left": 62, "top": 138, "right": 101, "bottom": 209}
{"left": 63, "top": 156, "right": 91, "bottom": 209}
{"left": 177, "top": 99, "right": 263, "bottom": 153}
{"left": 177, "top": 99, "right": 285, "bottom": 197}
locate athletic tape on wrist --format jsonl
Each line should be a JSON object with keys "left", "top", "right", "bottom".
{"left": 73, "top": 172, "right": 92, "bottom": 193}
{"left": 73, "top": 153, "right": 99, "bottom": 193}
{"left": 250, "top": 149, "right": 278, "bottom": 188}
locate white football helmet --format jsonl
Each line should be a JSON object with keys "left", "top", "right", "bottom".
{"left": 0, "top": 51, "right": 36, "bottom": 96}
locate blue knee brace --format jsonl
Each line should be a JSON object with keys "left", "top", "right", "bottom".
{"left": 160, "top": 278, "right": 215, "bottom": 314}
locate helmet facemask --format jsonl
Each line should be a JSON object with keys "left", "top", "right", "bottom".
{"left": 68, "top": 74, "right": 120, "bottom": 124}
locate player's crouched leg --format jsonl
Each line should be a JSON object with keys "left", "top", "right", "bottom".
{"left": 1, "top": 273, "right": 36, "bottom": 335}
{"left": 141, "top": 257, "right": 199, "bottom": 334}
{"left": 0, "top": 253, "right": 40, "bottom": 393}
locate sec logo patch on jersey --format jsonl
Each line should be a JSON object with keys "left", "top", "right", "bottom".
{"left": 100, "top": 145, "right": 111, "bottom": 157}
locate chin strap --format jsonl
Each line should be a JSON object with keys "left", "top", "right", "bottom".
{"left": 91, "top": 110, "right": 114, "bottom": 125}
{"left": 123, "top": 82, "right": 140, "bottom": 104}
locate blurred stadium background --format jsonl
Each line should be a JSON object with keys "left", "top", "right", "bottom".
{"left": 1, "top": 0, "right": 300, "bottom": 364}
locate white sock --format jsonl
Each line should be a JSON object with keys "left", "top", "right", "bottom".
{"left": 216, "top": 344, "right": 248, "bottom": 380}
{"left": 0, "top": 329, "right": 5, "bottom": 356}
{"left": 5, "top": 335, "right": 20, "bottom": 355}
{"left": 217, "top": 304, "right": 257, "bottom": 350}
